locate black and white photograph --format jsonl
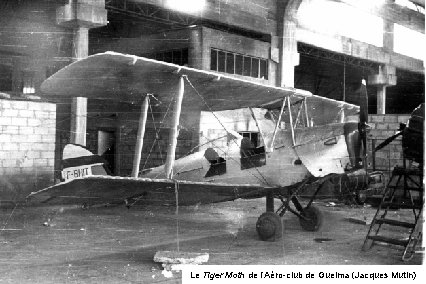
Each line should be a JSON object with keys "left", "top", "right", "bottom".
{"left": 0, "top": 0, "right": 424, "bottom": 283}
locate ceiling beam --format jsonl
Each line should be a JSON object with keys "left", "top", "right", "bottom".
{"left": 376, "top": 2, "right": 424, "bottom": 33}
{"left": 117, "top": 0, "right": 277, "bottom": 35}
{"left": 332, "top": 0, "right": 424, "bottom": 34}
{"left": 297, "top": 27, "right": 424, "bottom": 74}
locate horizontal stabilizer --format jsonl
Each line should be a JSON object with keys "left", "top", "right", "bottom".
{"left": 61, "top": 144, "right": 108, "bottom": 181}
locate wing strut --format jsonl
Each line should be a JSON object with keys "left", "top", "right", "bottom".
{"left": 293, "top": 100, "right": 304, "bottom": 129}
{"left": 131, "top": 95, "right": 150, "bottom": 177}
{"left": 287, "top": 96, "right": 296, "bottom": 146}
{"left": 304, "top": 99, "right": 310, "bottom": 127}
{"left": 165, "top": 76, "right": 185, "bottom": 179}
{"left": 249, "top": 107, "right": 267, "bottom": 148}
{"left": 268, "top": 98, "right": 287, "bottom": 152}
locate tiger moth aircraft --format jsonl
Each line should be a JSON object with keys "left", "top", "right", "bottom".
{"left": 27, "top": 52, "right": 368, "bottom": 241}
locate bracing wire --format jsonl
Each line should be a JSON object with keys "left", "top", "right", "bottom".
{"left": 141, "top": 97, "right": 172, "bottom": 171}
{"left": 183, "top": 75, "right": 271, "bottom": 186}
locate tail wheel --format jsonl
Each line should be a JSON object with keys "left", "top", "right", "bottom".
{"left": 256, "top": 212, "right": 282, "bottom": 242}
{"left": 355, "top": 189, "right": 367, "bottom": 205}
{"left": 299, "top": 206, "right": 323, "bottom": 231}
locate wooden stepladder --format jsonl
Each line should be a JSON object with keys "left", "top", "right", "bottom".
{"left": 362, "top": 164, "right": 424, "bottom": 261}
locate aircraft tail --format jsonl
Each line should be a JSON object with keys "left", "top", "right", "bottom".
{"left": 61, "top": 144, "right": 109, "bottom": 181}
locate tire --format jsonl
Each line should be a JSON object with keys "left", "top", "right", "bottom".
{"left": 299, "top": 206, "right": 323, "bottom": 231}
{"left": 256, "top": 212, "right": 282, "bottom": 241}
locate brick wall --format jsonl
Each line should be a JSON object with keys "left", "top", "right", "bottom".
{"left": 0, "top": 99, "right": 56, "bottom": 201}
{"left": 367, "top": 114, "right": 411, "bottom": 180}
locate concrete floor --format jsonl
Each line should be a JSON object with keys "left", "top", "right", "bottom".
{"left": 0, "top": 198, "right": 423, "bottom": 283}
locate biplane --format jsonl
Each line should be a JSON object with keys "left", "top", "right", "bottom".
{"left": 27, "top": 52, "right": 368, "bottom": 241}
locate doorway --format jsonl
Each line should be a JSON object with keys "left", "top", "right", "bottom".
{"left": 97, "top": 130, "right": 116, "bottom": 174}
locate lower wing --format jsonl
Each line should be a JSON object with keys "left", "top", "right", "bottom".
{"left": 26, "top": 176, "right": 268, "bottom": 206}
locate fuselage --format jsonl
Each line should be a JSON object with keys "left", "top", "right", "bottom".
{"left": 141, "top": 122, "right": 359, "bottom": 188}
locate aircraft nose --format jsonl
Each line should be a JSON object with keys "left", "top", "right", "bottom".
{"left": 344, "top": 123, "right": 362, "bottom": 169}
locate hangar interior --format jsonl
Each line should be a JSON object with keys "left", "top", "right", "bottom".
{"left": 0, "top": 0, "right": 424, "bottom": 280}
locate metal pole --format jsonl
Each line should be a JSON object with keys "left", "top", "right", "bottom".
{"left": 165, "top": 76, "right": 185, "bottom": 179}
{"left": 131, "top": 95, "right": 150, "bottom": 178}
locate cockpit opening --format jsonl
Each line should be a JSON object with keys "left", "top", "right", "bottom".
{"left": 240, "top": 137, "right": 266, "bottom": 170}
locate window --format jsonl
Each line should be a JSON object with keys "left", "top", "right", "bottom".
{"left": 172, "top": 50, "right": 182, "bottom": 65}
{"left": 21, "top": 71, "right": 36, "bottom": 94}
{"left": 235, "top": 54, "right": 243, "bottom": 75}
{"left": 226, "top": 53, "right": 235, "bottom": 74}
{"left": 217, "top": 50, "right": 226, "bottom": 72}
{"left": 210, "top": 48, "right": 268, "bottom": 80}
{"left": 259, "top": 60, "right": 268, "bottom": 79}
{"left": 243, "top": 56, "right": 251, "bottom": 77}
{"left": 251, "top": 58, "right": 259, "bottom": 78}
{"left": 210, "top": 49, "right": 217, "bottom": 71}
{"left": 0, "top": 64, "right": 12, "bottom": 91}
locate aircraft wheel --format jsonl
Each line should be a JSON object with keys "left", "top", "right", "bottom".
{"left": 299, "top": 206, "right": 323, "bottom": 231}
{"left": 256, "top": 212, "right": 282, "bottom": 241}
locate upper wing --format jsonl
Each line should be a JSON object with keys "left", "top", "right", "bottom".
{"left": 41, "top": 52, "right": 359, "bottom": 118}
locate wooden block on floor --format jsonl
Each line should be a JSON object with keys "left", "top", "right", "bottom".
{"left": 154, "top": 251, "right": 209, "bottom": 265}
{"left": 347, "top": 216, "right": 373, "bottom": 225}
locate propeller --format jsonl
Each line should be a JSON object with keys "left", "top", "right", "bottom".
{"left": 357, "top": 79, "right": 369, "bottom": 166}
{"left": 343, "top": 79, "right": 369, "bottom": 169}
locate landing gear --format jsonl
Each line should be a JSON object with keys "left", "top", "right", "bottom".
{"left": 256, "top": 212, "right": 282, "bottom": 241}
{"left": 256, "top": 203, "right": 323, "bottom": 241}
{"left": 299, "top": 205, "right": 323, "bottom": 231}
{"left": 256, "top": 178, "right": 329, "bottom": 241}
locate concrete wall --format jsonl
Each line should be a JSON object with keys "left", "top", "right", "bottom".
{"left": 121, "top": 0, "right": 278, "bottom": 35}
{"left": 200, "top": 27, "right": 276, "bottom": 86}
{"left": 91, "top": 28, "right": 192, "bottom": 56}
{"left": 0, "top": 0, "right": 73, "bottom": 94}
{"left": 91, "top": 26, "right": 276, "bottom": 85}
{"left": 0, "top": 99, "right": 56, "bottom": 201}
